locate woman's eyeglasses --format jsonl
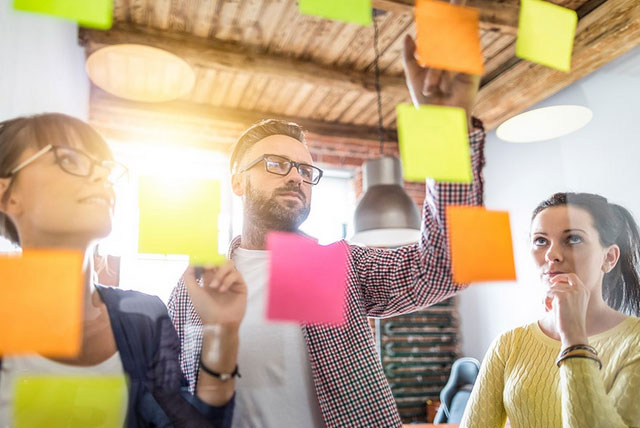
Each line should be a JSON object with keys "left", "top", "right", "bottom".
{"left": 9, "top": 144, "right": 129, "bottom": 185}
{"left": 239, "top": 154, "right": 323, "bottom": 185}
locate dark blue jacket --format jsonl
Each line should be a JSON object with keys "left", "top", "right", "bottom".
{"left": 1, "top": 285, "right": 234, "bottom": 427}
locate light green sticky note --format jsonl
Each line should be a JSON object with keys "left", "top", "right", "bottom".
{"left": 516, "top": 0, "right": 577, "bottom": 72}
{"left": 138, "top": 176, "right": 226, "bottom": 266}
{"left": 13, "top": 375, "right": 127, "bottom": 428}
{"left": 13, "top": 0, "right": 113, "bottom": 29}
{"left": 299, "top": 0, "right": 372, "bottom": 26}
{"left": 396, "top": 103, "right": 472, "bottom": 183}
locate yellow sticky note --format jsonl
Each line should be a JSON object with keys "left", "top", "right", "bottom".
{"left": 447, "top": 206, "right": 517, "bottom": 283}
{"left": 0, "top": 250, "right": 84, "bottom": 357}
{"left": 13, "top": 0, "right": 113, "bottom": 30}
{"left": 299, "top": 0, "right": 372, "bottom": 26}
{"left": 415, "top": 0, "right": 484, "bottom": 75}
{"left": 138, "top": 176, "right": 225, "bottom": 266}
{"left": 516, "top": 0, "right": 577, "bottom": 72}
{"left": 14, "top": 375, "right": 128, "bottom": 428}
{"left": 396, "top": 103, "right": 472, "bottom": 183}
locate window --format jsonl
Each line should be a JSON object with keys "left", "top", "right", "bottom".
{"left": 98, "top": 141, "right": 232, "bottom": 303}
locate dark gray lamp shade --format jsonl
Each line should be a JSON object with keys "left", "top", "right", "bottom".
{"left": 351, "top": 156, "right": 421, "bottom": 247}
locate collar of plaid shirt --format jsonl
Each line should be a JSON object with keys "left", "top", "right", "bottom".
{"left": 168, "top": 122, "right": 485, "bottom": 427}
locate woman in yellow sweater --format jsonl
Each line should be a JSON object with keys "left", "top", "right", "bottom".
{"left": 461, "top": 192, "right": 640, "bottom": 428}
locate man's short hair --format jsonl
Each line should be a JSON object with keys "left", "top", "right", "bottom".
{"left": 230, "top": 119, "right": 306, "bottom": 173}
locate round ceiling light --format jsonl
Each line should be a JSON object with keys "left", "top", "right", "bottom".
{"left": 496, "top": 105, "right": 593, "bottom": 143}
{"left": 86, "top": 44, "right": 195, "bottom": 103}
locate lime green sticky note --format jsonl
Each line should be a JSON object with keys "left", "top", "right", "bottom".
{"left": 138, "top": 176, "right": 226, "bottom": 266}
{"left": 14, "top": 375, "right": 127, "bottom": 428}
{"left": 396, "top": 103, "right": 472, "bottom": 183}
{"left": 516, "top": 0, "right": 577, "bottom": 72}
{"left": 299, "top": 0, "right": 372, "bottom": 26}
{"left": 13, "top": 0, "right": 113, "bottom": 29}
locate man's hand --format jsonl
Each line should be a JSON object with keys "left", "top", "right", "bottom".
{"left": 401, "top": 0, "right": 481, "bottom": 127}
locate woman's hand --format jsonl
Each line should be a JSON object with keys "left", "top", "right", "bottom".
{"left": 184, "top": 261, "right": 247, "bottom": 328}
{"left": 546, "top": 273, "right": 590, "bottom": 347}
{"left": 186, "top": 262, "right": 246, "bottom": 405}
{"left": 401, "top": 0, "right": 481, "bottom": 128}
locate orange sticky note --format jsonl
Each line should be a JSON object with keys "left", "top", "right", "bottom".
{"left": 415, "top": 0, "right": 484, "bottom": 75}
{"left": 0, "top": 250, "right": 84, "bottom": 357}
{"left": 447, "top": 206, "right": 516, "bottom": 283}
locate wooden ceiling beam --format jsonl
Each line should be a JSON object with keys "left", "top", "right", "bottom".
{"left": 79, "top": 24, "right": 409, "bottom": 98}
{"left": 479, "top": 0, "right": 609, "bottom": 87}
{"left": 474, "top": 0, "right": 640, "bottom": 129}
{"left": 89, "top": 87, "right": 398, "bottom": 148}
{"left": 372, "top": 0, "right": 519, "bottom": 34}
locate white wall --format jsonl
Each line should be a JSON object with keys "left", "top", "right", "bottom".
{"left": 0, "top": 1, "right": 89, "bottom": 121}
{"left": 458, "top": 45, "right": 640, "bottom": 362}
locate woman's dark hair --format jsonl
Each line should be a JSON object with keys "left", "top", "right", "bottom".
{"left": 532, "top": 192, "right": 640, "bottom": 316}
{"left": 0, "top": 113, "right": 113, "bottom": 246}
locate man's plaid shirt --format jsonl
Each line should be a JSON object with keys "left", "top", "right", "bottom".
{"left": 168, "top": 120, "right": 485, "bottom": 427}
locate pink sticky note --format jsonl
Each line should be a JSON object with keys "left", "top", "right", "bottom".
{"left": 266, "top": 232, "right": 349, "bottom": 325}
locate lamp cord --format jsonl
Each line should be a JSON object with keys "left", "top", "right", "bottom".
{"left": 373, "top": 13, "right": 384, "bottom": 156}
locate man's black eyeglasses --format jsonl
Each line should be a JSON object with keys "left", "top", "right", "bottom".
{"left": 239, "top": 154, "right": 323, "bottom": 185}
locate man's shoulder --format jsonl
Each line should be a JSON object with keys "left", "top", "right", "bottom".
{"left": 168, "top": 273, "right": 189, "bottom": 304}
{"left": 166, "top": 273, "right": 199, "bottom": 327}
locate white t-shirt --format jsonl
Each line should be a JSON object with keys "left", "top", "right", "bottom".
{"left": 0, "top": 352, "right": 127, "bottom": 428}
{"left": 231, "top": 247, "right": 324, "bottom": 428}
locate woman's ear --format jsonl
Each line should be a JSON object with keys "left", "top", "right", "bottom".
{"left": 0, "top": 178, "right": 22, "bottom": 216}
{"left": 0, "top": 178, "right": 10, "bottom": 209}
{"left": 231, "top": 173, "right": 244, "bottom": 197}
{"left": 602, "top": 244, "right": 621, "bottom": 273}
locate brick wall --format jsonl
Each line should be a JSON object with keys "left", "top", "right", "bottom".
{"left": 305, "top": 132, "right": 426, "bottom": 208}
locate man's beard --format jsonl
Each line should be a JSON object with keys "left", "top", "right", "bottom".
{"left": 244, "top": 179, "right": 311, "bottom": 232}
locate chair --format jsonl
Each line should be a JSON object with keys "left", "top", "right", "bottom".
{"left": 433, "top": 357, "right": 480, "bottom": 424}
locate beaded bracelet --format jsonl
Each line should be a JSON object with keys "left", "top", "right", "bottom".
{"left": 556, "top": 350, "right": 602, "bottom": 370}
{"left": 560, "top": 344, "right": 598, "bottom": 358}
{"left": 199, "top": 358, "right": 241, "bottom": 381}
{"left": 558, "top": 349, "right": 596, "bottom": 361}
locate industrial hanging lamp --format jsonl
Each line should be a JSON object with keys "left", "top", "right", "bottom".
{"left": 351, "top": 11, "right": 421, "bottom": 247}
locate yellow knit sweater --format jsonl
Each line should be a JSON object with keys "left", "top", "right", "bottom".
{"left": 461, "top": 317, "right": 640, "bottom": 428}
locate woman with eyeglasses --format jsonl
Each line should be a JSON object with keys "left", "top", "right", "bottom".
{"left": 0, "top": 113, "right": 246, "bottom": 427}
{"left": 461, "top": 193, "right": 640, "bottom": 428}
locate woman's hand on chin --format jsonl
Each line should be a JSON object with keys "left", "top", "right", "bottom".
{"left": 546, "top": 273, "right": 590, "bottom": 347}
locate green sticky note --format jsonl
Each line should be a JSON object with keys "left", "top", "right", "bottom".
{"left": 396, "top": 103, "right": 472, "bottom": 183}
{"left": 13, "top": 0, "right": 113, "bottom": 29}
{"left": 516, "top": 0, "right": 577, "bottom": 72}
{"left": 299, "top": 0, "right": 372, "bottom": 26}
{"left": 13, "top": 375, "right": 127, "bottom": 428}
{"left": 138, "top": 176, "right": 226, "bottom": 266}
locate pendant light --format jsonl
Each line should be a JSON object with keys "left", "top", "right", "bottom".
{"left": 496, "top": 105, "right": 593, "bottom": 143}
{"left": 351, "top": 11, "right": 421, "bottom": 247}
